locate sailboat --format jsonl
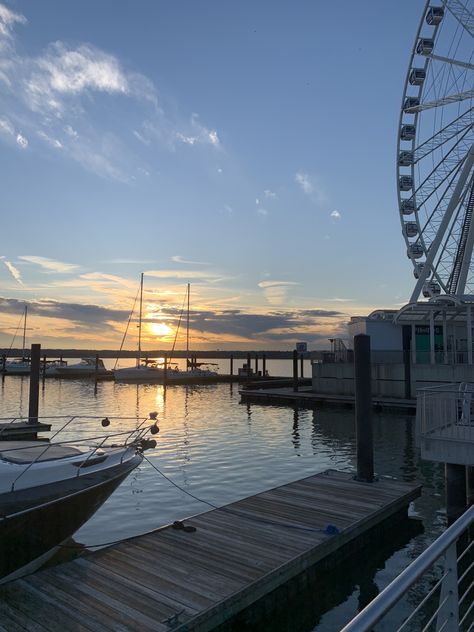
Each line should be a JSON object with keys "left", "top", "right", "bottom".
{"left": 167, "top": 284, "right": 218, "bottom": 382}
{"left": 4, "top": 306, "right": 31, "bottom": 375}
{"left": 113, "top": 274, "right": 166, "bottom": 382}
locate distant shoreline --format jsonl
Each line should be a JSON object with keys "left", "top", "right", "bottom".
{"left": 0, "top": 348, "right": 320, "bottom": 360}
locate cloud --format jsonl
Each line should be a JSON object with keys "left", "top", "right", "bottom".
{"left": 0, "top": 4, "right": 220, "bottom": 180}
{"left": 176, "top": 114, "right": 221, "bottom": 149}
{"left": 258, "top": 280, "right": 300, "bottom": 306}
{"left": 25, "top": 42, "right": 130, "bottom": 114}
{"left": 2, "top": 259, "right": 23, "bottom": 284}
{"left": 0, "top": 3, "right": 25, "bottom": 49}
{"left": 295, "top": 171, "right": 327, "bottom": 205}
{"left": 16, "top": 133, "right": 28, "bottom": 148}
{"left": 295, "top": 171, "right": 313, "bottom": 194}
{"left": 37, "top": 130, "right": 62, "bottom": 149}
{"left": 257, "top": 207, "right": 269, "bottom": 217}
{"left": 264, "top": 189, "right": 277, "bottom": 199}
{"left": 0, "top": 116, "right": 14, "bottom": 136}
{"left": 330, "top": 210, "right": 341, "bottom": 220}
{"left": 0, "top": 296, "right": 128, "bottom": 327}
{"left": 171, "top": 256, "right": 208, "bottom": 265}
{"left": 145, "top": 269, "right": 222, "bottom": 281}
{"left": 18, "top": 255, "right": 79, "bottom": 273}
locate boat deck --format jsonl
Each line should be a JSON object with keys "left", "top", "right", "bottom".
{"left": 0, "top": 469, "right": 421, "bottom": 631}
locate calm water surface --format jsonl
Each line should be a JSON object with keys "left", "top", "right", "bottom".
{"left": 0, "top": 363, "right": 446, "bottom": 631}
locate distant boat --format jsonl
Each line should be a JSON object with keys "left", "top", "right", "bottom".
{"left": 167, "top": 284, "right": 218, "bottom": 381}
{"left": 114, "top": 273, "right": 166, "bottom": 383}
{"left": 0, "top": 413, "right": 157, "bottom": 583}
{"left": 4, "top": 306, "right": 30, "bottom": 376}
{"left": 45, "top": 357, "right": 108, "bottom": 378}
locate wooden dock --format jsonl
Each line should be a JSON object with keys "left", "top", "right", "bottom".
{"left": 240, "top": 386, "right": 416, "bottom": 413}
{"left": 0, "top": 470, "right": 420, "bottom": 631}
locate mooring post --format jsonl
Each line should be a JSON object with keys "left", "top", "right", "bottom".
{"left": 230, "top": 355, "right": 233, "bottom": 376}
{"left": 262, "top": 354, "right": 266, "bottom": 377}
{"left": 1, "top": 354, "right": 5, "bottom": 373}
{"left": 466, "top": 466, "right": 474, "bottom": 507}
{"left": 95, "top": 353, "right": 99, "bottom": 381}
{"left": 354, "top": 334, "right": 374, "bottom": 483}
{"left": 247, "top": 353, "right": 251, "bottom": 381}
{"left": 28, "top": 343, "right": 41, "bottom": 424}
{"left": 293, "top": 350, "right": 298, "bottom": 392}
{"left": 163, "top": 354, "right": 168, "bottom": 384}
{"left": 300, "top": 354, "right": 304, "bottom": 378}
{"left": 255, "top": 354, "right": 259, "bottom": 375}
{"left": 446, "top": 463, "right": 467, "bottom": 524}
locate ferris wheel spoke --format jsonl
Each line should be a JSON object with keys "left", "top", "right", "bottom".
{"left": 410, "top": 145, "right": 474, "bottom": 301}
{"left": 426, "top": 52, "right": 474, "bottom": 71}
{"left": 451, "top": 176, "right": 474, "bottom": 291}
{"left": 413, "top": 107, "right": 474, "bottom": 161}
{"left": 415, "top": 139, "right": 467, "bottom": 206}
{"left": 442, "top": 0, "right": 474, "bottom": 39}
{"left": 414, "top": 116, "right": 473, "bottom": 162}
{"left": 405, "top": 87, "right": 474, "bottom": 112}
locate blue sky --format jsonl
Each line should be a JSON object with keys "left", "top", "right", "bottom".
{"left": 0, "top": 1, "right": 424, "bottom": 350}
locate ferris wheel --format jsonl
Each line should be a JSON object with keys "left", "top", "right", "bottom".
{"left": 397, "top": 0, "right": 474, "bottom": 302}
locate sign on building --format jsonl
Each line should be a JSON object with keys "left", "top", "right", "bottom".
{"left": 296, "top": 342, "right": 307, "bottom": 353}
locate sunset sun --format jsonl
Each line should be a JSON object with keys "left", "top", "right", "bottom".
{"left": 148, "top": 322, "right": 173, "bottom": 338}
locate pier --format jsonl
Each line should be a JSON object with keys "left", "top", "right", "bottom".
{"left": 0, "top": 469, "right": 420, "bottom": 631}
{"left": 239, "top": 385, "right": 416, "bottom": 413}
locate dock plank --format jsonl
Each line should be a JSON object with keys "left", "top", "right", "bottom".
{"left": 0, "top": 470, "right": 421, "bottom": 632}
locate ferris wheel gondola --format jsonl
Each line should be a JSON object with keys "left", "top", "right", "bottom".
{"left": 397, "top": 0, "right": 474, "bottom": 301}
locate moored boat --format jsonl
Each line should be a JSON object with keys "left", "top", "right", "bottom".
{"left": 0, "top": 414, "right": 158, "bottom": 583}
{"left": 45, "top": 357, "right": 108, "bottom": 378}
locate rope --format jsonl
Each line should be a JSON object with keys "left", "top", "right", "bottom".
{"left": 114, "top": 286, "right": 141, "bottom": 370}
{"left": 7, "top": 313, "right": 24, "bottom": 353}
{"left": 168, "top": 290, "right": 187, "bottom": 365}
{"left": 56, "top": 456, "right": 338, "bottom": 551}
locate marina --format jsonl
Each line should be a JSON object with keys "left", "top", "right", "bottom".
{"left": 0, "top": 372, "right": 447, "bottom": 630}
{"left": 1, "top": 0, "right": 473, "bottom": 630}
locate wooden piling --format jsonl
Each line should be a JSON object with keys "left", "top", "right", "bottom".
{"left": 446, "top": 463, "right": 467, "bottom": 524}
{"left": 28, "top": 344, "right": 41, "bottom": 424}
{"left": 262, "top": 354, "right": 266, "bottom": 376}
{"left": 466, "top": 466, "right": 474, "bottom": 507}
{"left": 300, "top": 354, "right": 304, "bottom": 378}
{"left": 230, "top": 355, "right": 234, "bottom": 376}
{"left": 354, "top": 334, "right": 374, "bottom": 483}
{"left": 1, "top": 354, "right": 5, "bottom": 373}
{"left": 255, "top": 354, "right": 259, "bottom": 375}
{"left": 292, "top": 350, "right": 298, "bottom": 392}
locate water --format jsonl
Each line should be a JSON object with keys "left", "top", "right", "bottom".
{"left": 0, "top": 365, "right": 447, "bottom": 631}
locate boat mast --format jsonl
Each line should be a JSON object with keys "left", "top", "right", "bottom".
{"left": 22, "top": 305, "right": 27, "bottom": 359}
{"left": 186, "top": 283, "right": 190, "bottom": 371}
{"left": 137, "top": 273, "right": 144, "bottom": 368}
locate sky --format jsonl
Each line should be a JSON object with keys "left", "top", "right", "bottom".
{"left": 0, "top": 0, "right": 426, "bottom": 351}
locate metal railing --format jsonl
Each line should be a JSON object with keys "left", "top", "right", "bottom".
{"left": 417, "top": 383, "right": 474, "bottom": 443}
{"left": 0, "top": 415, "right": 156, "bottom": 491}
{"left": 340, "top": 504, "right": 474, "bottom": 631}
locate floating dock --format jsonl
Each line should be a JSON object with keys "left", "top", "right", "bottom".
{"left": 0, "top": 469, "right": 421, "bottom": 631}
{"left": 240, "top": 386, "right": 416, "bottom": 413}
